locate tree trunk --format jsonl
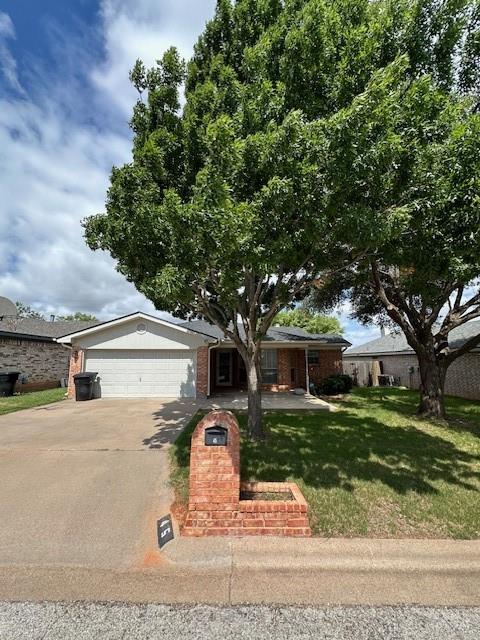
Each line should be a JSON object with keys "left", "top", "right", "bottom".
{"left": 246, "top": 351, "right": 264, "bottom": 441}
{"left": 416, "top": 353, "right": 446, "bottom": 419}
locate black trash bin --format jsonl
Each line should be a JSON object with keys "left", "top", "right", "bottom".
{"left": 73, "top": 372, "right": 98, "bottom": 401}
{"left": 0, "top": 372, "right": 20, "bottom": 397}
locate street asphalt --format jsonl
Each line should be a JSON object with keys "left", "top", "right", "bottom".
{"left": 0, "top": 602, "right": 479, "bottom": 639}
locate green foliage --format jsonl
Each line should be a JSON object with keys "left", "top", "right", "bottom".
{"left": 84, "top": 0, "right": 480, "bottom": 427}
{"left": 320, "top": 374, "right": 354, "bottom": 395}
{"left": 58, "top": 312, "right": 98, "bottom": 322}
{"left": 274, "top": 308, "right": 343, "bottom": 334}
{"left": 15, "top": 302, "right": 44, "bottom": 319}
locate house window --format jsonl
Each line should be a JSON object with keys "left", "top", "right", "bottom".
{"left": 308, "top": 350, "right": 320, "bottom": 365}
{"left": 261, "top": 349, "right": 278, "bottom": 383}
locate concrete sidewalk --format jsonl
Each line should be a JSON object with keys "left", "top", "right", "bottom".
{"left": 1, "top": 536, "right": 479, "bottom": 606}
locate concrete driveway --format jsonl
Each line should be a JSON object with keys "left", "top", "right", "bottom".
{"left": 0, "top": 398, "right": 200, "bottom": 571}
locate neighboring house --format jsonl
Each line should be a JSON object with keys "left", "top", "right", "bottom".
{"left": 0, "top": 316, "right": 99, "bottom": 392}
{"left": 57, "top": 312, "right": 351, "bottom": 399}
{"left": 344, "top": 322, "right": 480, "bottom": 401}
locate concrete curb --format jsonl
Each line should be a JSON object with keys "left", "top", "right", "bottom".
{"left": 163, "top": 535, "right": 480, "bottom": 571}
{"left": 1, "top": 538, "right": 479, "bottom": 606}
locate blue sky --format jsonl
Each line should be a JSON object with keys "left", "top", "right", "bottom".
{"left": 0, "top": 0, "right": 378, "bottom": 346}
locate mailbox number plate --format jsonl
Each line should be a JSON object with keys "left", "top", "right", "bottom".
{"left": 157, "top": 514, "right": 174, "bottom": 548}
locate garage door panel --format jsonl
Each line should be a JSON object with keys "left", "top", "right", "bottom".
{"left": 85, "top": 349, "right": 196, "bottom": 398}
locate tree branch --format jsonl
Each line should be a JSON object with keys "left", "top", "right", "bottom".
{"left": 369, "top": 259, "right": 421, "bottom": 352}
{"left": 443, "top": 331, "right": 480, "bottom": 365}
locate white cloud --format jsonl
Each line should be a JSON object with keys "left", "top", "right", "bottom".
{"left": 0, "top": 0, "right": 387, "bottom": 342}
{"left": 92, "top": 0, "right": 216, "bottom": 117}
{"left": 0, "top": 11, "right": 24, "bottom": 94}
{"left": 0, "top": 2, "right": 214, "bottom": 320}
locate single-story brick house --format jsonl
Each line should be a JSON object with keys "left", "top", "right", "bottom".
{"left": 0, "top": 316, "right": 98, "bottom": 392}
{"left": 344, "top": 321, "right": 480, "bottom": 401}
{"left": 57, "top": 312, "right": 351, "bottom": 399}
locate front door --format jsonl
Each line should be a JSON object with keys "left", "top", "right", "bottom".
{"left": 216, "top": 350, "right": 233, "bottom": 386}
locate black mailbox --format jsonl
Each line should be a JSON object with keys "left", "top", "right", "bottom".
{"left": 205, "top": 425, "right": 228, "bottom": 446}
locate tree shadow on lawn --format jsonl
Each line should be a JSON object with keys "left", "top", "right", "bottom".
{"left": 340, "top": 387, "right": 480, "bottom": 437}
{"left": 239, "top": 411, "right": 480, "bottom": 496}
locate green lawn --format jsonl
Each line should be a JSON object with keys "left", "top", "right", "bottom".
{"left": 0, "top": 388, "right": 66, "bottom": 415}
{"left": 171, "top": 388, "right": 480, "bottom": 538}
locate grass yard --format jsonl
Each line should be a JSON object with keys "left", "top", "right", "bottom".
{"left": 0, "top": 388, "right": 66, "bottom": 416}
{"left": 171, "top": 387, "right": 480, "bottom": 539}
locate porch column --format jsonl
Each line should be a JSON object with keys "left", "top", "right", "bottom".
{"left": 305, "top": 347, "right": 310, "bottom": 394}
{"left": 196, "top": 346, "right": 209, "bottom": 398}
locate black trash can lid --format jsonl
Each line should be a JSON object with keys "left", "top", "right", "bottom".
{"left": 73, "top": 371, "right": 98, "bottom": 381}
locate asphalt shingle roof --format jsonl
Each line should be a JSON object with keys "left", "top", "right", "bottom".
{"left": 180, "top": 319, "right": 350, "bottom": 346}
{"left": 345, "top": 321, "right": 480, "bottom": 356}
{"left": 0, "top": 318, "right": 101, "bottom": 340}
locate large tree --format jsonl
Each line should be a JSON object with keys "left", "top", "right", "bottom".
{"left": 84, "top": 4, "right": 338, "bottom": 440}
{"left": 58, "top": 312, "right": 98, "bottom": 322}
{"left": 274, "top": 308, "right": 344, "bottom": 335}
{"left": 311, "top": 54, "right": 480, "bottom": 419}
{"left": 15, "top": 302, "right": 44, "bottom": 319}
{"left": 84, "top": 0, "right": 479, "bottom": 434}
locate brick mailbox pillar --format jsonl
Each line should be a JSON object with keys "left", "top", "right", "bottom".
{"left": 183, "top": 410, "right": 311, "bottom": 537}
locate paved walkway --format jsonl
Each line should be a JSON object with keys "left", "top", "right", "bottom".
{"left": 208, "top": 392, "right": 335, "bottom": 411}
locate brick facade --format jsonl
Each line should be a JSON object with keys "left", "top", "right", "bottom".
{"left": 67, "top": 349, "right": 84, "bottom": 398}
{"left": 308, "top": 348, "right": 344, "bottom": 387}
{"left": 209, "top": 347, "right": 340, "bottom": 394}
{"left": 268, "top": 347, "right": 308, "bottom": 391}
{"left": 183, "top": 410, "right": 311, "bottom": 537}
{"left": 196, "top": 346, "right": 209, "bottom": 397}
{"left": 344, "top": 352, "right": 480, "bottom": 401}
{"left": 0, "top": 336, "right": 69, "bottom": 391}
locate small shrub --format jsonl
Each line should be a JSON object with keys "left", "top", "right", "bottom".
{"left": 338, "top": 374, "right": 354, "bottom": 393}
{"left": 321, "top": 374, "right": 353, "bottom": 395}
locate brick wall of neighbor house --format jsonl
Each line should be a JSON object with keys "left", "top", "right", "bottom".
{"left": 445, "top": 353, "right": 480, "bottom": 400}
{"left": 196, "top": 346, "right": 209, "bottom": 398}
{"left": 308, "top": 349, "right": 344, "bottom": 387}
{"left": 344, "top": 352, "right": 480, "bottom": 401}
{"left": 67, "top": 348, "right": 84, "bottom": 398}
{"left": 0, "top": 336, "right": 69, "bottom": 391}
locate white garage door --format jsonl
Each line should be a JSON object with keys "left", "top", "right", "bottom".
{"left": 84, "top": 349, "right": 197, "bottom": 398}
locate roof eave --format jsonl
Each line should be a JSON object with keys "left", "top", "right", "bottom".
{"left": 216, "top": 338, "right": 351, "bottom": 348}
{"left": 0, "top": 330, "right": 55, "bottom": 342}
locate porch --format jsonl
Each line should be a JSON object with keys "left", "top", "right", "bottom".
{"left": 207, "top": 390, "right": 336, "bottom": 411}
{"left": 208, "top": 345, "right": 344, "bottom": 395}
{"left": 209, "top": 346, "right": 308, "bottom": 394}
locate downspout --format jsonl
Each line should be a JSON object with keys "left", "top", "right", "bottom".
{"left": 57, "top": 340, "right": 74, "bottom": 390}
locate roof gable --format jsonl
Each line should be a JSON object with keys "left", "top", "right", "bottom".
{"left": 345, "top": 321, "right": 480, "bottom": 356}
{"left": 56, "top": 312, "right": 216, "bottom": 345}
